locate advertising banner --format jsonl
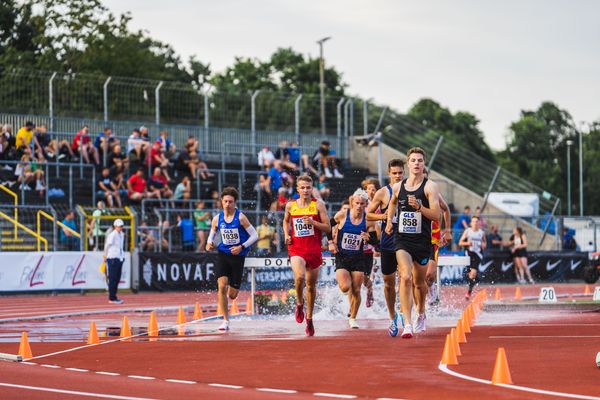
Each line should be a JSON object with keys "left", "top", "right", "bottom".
{"left": 0, "top": 252, "right": 130, "bottom": 292}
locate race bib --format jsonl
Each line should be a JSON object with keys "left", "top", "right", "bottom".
{"left": 221, "top": 228, "right": 240, "bottom": 245}
{"left": 398, "top": 211, "right": 422, "bottom": 234}
{"left": 341, "top": 232, "right": 362, "bottom": 251}
{"left": 293, "top": 217, "right": 314, "bottom": 237}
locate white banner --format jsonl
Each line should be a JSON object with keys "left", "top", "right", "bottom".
{"left": 0, "top": 252, "right": 131, "bottom": 292}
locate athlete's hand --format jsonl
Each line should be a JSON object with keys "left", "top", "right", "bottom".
{"left": 230, "top": 245, "right": 243, "bottom": 255}
{"left": 440, "top": 230, "right": 451, "bottom": 247}
{"left": 284, "top": 235, "right": 292, "bottom": 245}
{"left": 206, "top": 242, "right": 214, "bottom": 252}
{"left": 302, "top": 216, "right": 314, "bottom": 226}
{"left": 407, "top": 195, "right": 419, "bottom": 210}
{"left": 360, "top": 231, "right": 370, "bottom": 242}
{"left": 328, "top": 242, "right": 338, "bottom": 254}
{"left": 385, "top": 224, "right": 393, "bottom": 236}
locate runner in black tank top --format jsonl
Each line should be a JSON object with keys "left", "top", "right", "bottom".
{"left": 384, "top": 148, "right": 441, "bottom": 339}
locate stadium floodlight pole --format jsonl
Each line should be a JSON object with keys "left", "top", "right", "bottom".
{"left": 578, "top": 123, "right": 584, "bottom": 216}
{"left": 566, "top": 139, "right": 573, "bottom": 216}
{"left": 317, "top": 36, "right": 331, "bottom": 137}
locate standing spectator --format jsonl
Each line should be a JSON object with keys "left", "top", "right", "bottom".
{"left": 127, "top": 168, "right": 152, "bottom": 202}
{"left": 452, "top": 205, "right": 471, "bottom": 250}
{"left": 174, "top": 175, "right": 191, "bottom": 200}
{"left": 60, "top": 211, "right": 79, "bottom": 251}
{"left": 88, "top": 201, "right": 106, "bottom": 251}
{"left": 72, "top": 125, "right": 99, "bottom": 164}
{"left": 561, "top": 228, "right": 578, "bottom": 251}
{"left": 15, "top": 121, "right": 35, "bottom": 157}
{"left": 256, "top": 167, "right": 273, "bottom": 210}
{"left": 97, "top": 167, "right": 118, "bottom": 207}
{"left": 256, "top": 215, "right": 275, "bottom": 256}
{"left": 104, "top": 219, "right": 126, "bottom": 304}
{"left": 177, "top": 214, "right": 195, "bottom": 251}
{"left": 508, "top": 227, "right": 533, "bottom": 284}
{"left": 193, "top": 201, "right": 211, "bottom": 252}
{"left": 487, "top": 225, "right": 503, "bottom": 250}
{"left": 257, "top": 146, "right": 275, "bottom": 169}
{"left": 312, "top": 140, "right": 343, "bottom": 178}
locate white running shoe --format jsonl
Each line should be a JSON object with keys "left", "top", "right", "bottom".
{"left": 333, "top": 169, "right": 344, "bottom": 178}
{"left": 415, "top": 314, "right": 426, "bottom": 333}
{"left": 324, "top": 167, "right": 333, "bottom": 178}
{"left": 218, "top": 320, "right": 230, "bottom": 331}
{"left": 401, "top": 324, "right": 414, "bottom": 339}
{"left": 348, "top": 318, "right": 359, "bottom": 329}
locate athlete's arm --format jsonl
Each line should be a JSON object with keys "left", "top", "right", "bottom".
{"left": 384, "top": 183, "right": 401, "bottom": 235}
{"left": 439, "top": 193, "right": 451, "bottom": 246}
{"left": 235, "top": 213, "right": 259, "bottom": 254}
{"left": 416, "top": 180, "right": 441, "bottom": 223}
{"left": 519, "top": 234, "right": 527, "bottom": 249}
{"left": 481, "top": 232, "right": 487, "bottom": 251}
{"left": 283, "top": 202, "right": 292, "bottom": 245}
{"left": 311, "top": 200, "right": 331, "bottom": 234}
{"left": 366, "top": 189, "right": 385, "bottom": 221}
{"left": 458, "top": 229, "right": 470, "bottom": 247}
{"left": 363, "top": 220, "right": 378, "bottom": 244}
{"left": 205, "top": 215, "right": 219, "bottom": 251}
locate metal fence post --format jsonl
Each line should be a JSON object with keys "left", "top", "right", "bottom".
{"left": 350, "top": 99, "right": 354, "bottom": 136}
{"left": 48, "top": 72, "right": 57, "bottom": 132}
{"left": 579, "top": 129, "right": 584, "bottom": 216}
{"left": 294, "top": 94, "right": 303, "bottom": 146}
{"left": 69, "top": 166, "right": 73, "bottom": 209}
{"left": 251, "top": 90, "right": 260, "bottom": 157}
{"left": 344, "top": 100, "right": 349, "bottom": 138}
{"left": 428, "top": 136, "right": 444, "bottom": 170}
{"left": 336, "top": 98, "right": 345, "bottom": 139}
{"left": 363, "top": 100, "right": 368, "bottom": 135}
{"left": 155, "top": 81, "right": 164, "bottom": 128}
{"left": 203, "top": 93, "right": 209, "bottom": 153}
{"left": 103, "top": 77, "right": 112, "bottom": 123}
{"left": 373, "top": 107, "right": 388, "bottom": 136}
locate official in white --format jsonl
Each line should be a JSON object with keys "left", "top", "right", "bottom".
{"left": 104, "top": 219, "right": 126, "bottom": 304}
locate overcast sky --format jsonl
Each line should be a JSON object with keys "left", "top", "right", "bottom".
{"left": 104, "top": 0, "right": 600, "bottom": 150}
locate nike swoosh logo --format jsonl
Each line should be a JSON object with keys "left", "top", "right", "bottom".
{"left": 501, "top": 262, "right": 513, "bottom": 272}
{"left": 570, "top": 260, "right": 582, "bottom": 271}
{"left": 546, "top": 260, "right": 562, "bottom": 271}
{"left": 527, "top": 260, "right": 540, "bottom": 270}
{"left": 478, "top": 260, "right": 493, "bottom": 273}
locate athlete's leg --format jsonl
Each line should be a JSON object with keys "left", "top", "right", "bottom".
{"left": 467, "top": 268, "right": 478, "bottom": 295}
{"left": 291, "top": 256, "right": 307, "bottom": 306}
{"left": 412, "top": 264, "right": 428, "bottom": 315}
{"left": 228, "top": 287, "right": 239, "bottom": 300}
{"left": 513, "top": 256, "right": 524, "bottom": 283}
{"left": 383, "top": 274, "right": 396, "bottom": 320}
{"left": 349, "top": 271, "right": 364, "bottom": 319}
{"left": 217, "top": 276, "right": 230, "bottom": 321}
{"left": 336, "top": 269, "right": 352, "bottom": 294}
{"left": 305, "top": 267, "right": 320, "bottom": 319}
{"left": 521, "top": 257, "right": 534, "bottom": 283}
{"left": 396, "top": 250, "right": 414, "bottom": 326}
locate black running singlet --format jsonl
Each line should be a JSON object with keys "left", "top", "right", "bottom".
{"left": 394, "top": 178, "right": 431, "bottom": 248}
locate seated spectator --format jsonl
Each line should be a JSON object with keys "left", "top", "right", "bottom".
{"left": 274, "top": 140, "right": 297, "bottom": 170}
{"left": 184, "top": 135, "right": 199, "bottom": 154}
{"left": 2, "top": 124, "right": 14, "bottom": 145}
{"left": 127, "top": 168, "right": 154, "bottom": 202}
{"left": 148, "top": 167, "right": 173, "bottom": 204}
{"left": 107, "top": 144, "right": 128, "bottom": 172}
{"left": 157, "top": 130, "right": 176, "bottom": 158}
{"left": 189, "top": 151, "right": 213, "bottom": 179}
{"left": 138, "top": 220, "right": 168, "bottom": 251}
{"left": 127, "top": 128, "right": 148, "bottom": 162}
{"left": 94, "top": 128, "right": 118, "bottom": 164}
{"left": 316, "top": 174, "right": 331, "bottom": 199}
{"left": 193, "top": 201, "right": 211, "bottom": 252}
{"left": 257, "top": 146, "right": 275, "bottom": 169}
{"left": 33, "top": 125, "right": 53, "bottom": 161}
{"left": 15, "top": 121, "right": 35, "bottom": 156}
{"left": 312, "top": 140, "right": 343, "bottom": 178}
{"left": 256, "top": 215, "right": 275, "bottom": 256}
{"left": 174, "top": 176, "right": 191, "bottom": 200}
{"left": 72, "top": 125, "right": 100, "bottom": 165}
{"left": 14, "top": 154, "right": 45, "bottom": 195}
{"left": 256, "top": 167, "right": 273, "bottom": 210}
{"left": 287, "top": 141, "right": 317, "bottom": 175}
{"left": 177, "top": 214, "right": 195, "bottom": 251}
{"left": 60, "top": 210, "right": 79, "bottom": 251}
{"left": 147, "top": 141, "right": 171, "bottom": 180}
{"left": 0, "top": 134, "right": 10, "bottom": 162}
{"left": 97, "top": 167, "right": 120, "bottom": 208}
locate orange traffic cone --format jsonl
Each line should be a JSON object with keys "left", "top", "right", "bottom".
{"left": 230, "top": 299, "right": 240, "bottom": 315}
{"left": 176, "top": 306, "right": 186, "bottom": 325}
{"left": 193, "top": 302, "right": 204, "bottom": 320}
{"left": 461, "top": 314, "right": 471, "bottom": 334}
{"left": 440, "top": 334, "right": 458, "bottom": 365}
{"left": 455, "top": 319, "right": 467, "bottom": 343}
{"left": 514, "top": 287, "right": 522, "bottom": 300}
{"left": 491, "top": 347, "right": 513, "bottom": 384}
{"left": 494, "top": 288, "right": 502, "bottom": 300}
{"left": 87, "top": 321, "right": 99, "bottom": 345}
{"left": 148, "top": 311, "right": 159, "bottom": 337}
{"left": 120, "top": 316, "right": 132, "bottom": 340}
{"left": 245, "top": 297, "right": 254, "bottom": 316}
{"left": 18, "top": 332, "right": 32, "bottom": 359}
{"left": 584, "top": 285, "right": 591, "bottom": 295}
{"left": 467, "top": 304, "right": 476, "bottom": 325}
{"left": 450, "top": 328, "right": 462, "bottom": 356}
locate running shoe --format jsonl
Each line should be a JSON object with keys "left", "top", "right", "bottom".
{"left": 348, "top": 318, "right": 359, "bottom": 329}
{"left": 218, "top": 320, "right": 230, "bottom": 331}
{"left": 415, "top": 314, "right": 426, "bottom": 333}
{"left": 295, "top": 303, "right": 305, "bottom": 323}
{"left": 401, "top": 324, "right": 414, "bottom": 339}
{"left": 306, "top": 318, "right": 315, "bottom": 336}
{"left": 388, "top": 313, "right": 399, "bottom": 337}
{"left": 108, "top": 299, "right": 124, "bottom": 304}
{"left": 366, "top": 287, "right": 374, "bottom": 308}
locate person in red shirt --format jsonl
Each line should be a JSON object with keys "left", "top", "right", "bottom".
{"left": 283, "top": 174, "right": 330, "bottom": 336}
{"left": 71, "top": 125, "right": 99, "bottom": 164}
{"left": 127, "top": 168, "right": 157, "bottom": 202}
{"left": 148, "top": 167, "right": 173, "bottom": 204}
{"left": 147, "top": 140, "right": 171, "bottom": 180}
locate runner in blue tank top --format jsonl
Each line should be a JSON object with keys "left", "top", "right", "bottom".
{"left": 385, "top": 147, "right": 441, "bottom": 339}
{"left": 206, "top": 187, "right": 258, "bottom": 331}
{"left": 366, "top": 159, "right": 405, "bottom": 337}
{"left": 331, "top": 189, "right": 377, "bottom": 329}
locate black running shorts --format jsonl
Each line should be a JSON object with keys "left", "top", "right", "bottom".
{"left": 380, "top": 249, "right": 398, "bottom": 276}
{"left": 335, "top": 253, "right": 366, "bottom": 273}
{"left": 216, "top": 252, "right": 245, "bottom": 289}
{"left": 394, "top": 242, "right": 431, "bottom": 266}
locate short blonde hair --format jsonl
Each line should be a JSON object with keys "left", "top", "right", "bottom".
{"left": 297, "top": 174, "right": 313, "bottom": 185}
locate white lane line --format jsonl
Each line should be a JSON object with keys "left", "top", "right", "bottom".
{"left": 314, "top": 393, "right": 357, "bottom": 399}
{"left": 438, "top": 363, "right": 600, "bottom": 400}
{"left": 127, "top": 375, "right": 156, "bottom": 380}
{"left": 489, "top": 335, "right": 600, "bottom": 339}
{"left": 165, "top": 379, "right": 196, "bottom": 385}
{"left": 376, "top": 398, "right": 408, "bottom": 400}
{"left": 208, "top": 383, "right": 244, "bottom": 389}
{"left": 257, "top": 387, "right": 298, "bottom": 394}
{"left": 21, "top": 362, "right": 37, "bottom": 365}
{"left": 0, "top": 382, "right": 158, "bottom": 400}
{"left": 96, "top": 371, "right": 120, "bottom": 376}
{"left": 40, "top": 364, "right": 60, "bottom": 369}
{"left": 65, "top": 367, "right": 89, "bottom": 372}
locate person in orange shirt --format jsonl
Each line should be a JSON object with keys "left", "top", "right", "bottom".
{"left": 283, "top": 174, "right": 331, "bottom": 336}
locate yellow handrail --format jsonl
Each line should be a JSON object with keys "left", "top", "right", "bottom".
{"left": 0, "top": 185, "right": 18, "bottom": 240}
{"left": 124, "top": 206, "right": 135, "bottom": 251}
{"left": 0, "top": 210, "right": 47, "bottom": 251}
{"left": 37, "top": 210, "right": 80, "bottom": 251}
{"left": 81, "top": 207, "right": 135, "bottom": 251}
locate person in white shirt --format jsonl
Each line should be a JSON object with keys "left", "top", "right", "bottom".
{"left": 104, "top": 219, "right": 126, "bottom": 304}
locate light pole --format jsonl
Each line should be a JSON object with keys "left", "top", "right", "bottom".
{"left": 317, "top": 36, "right": 331, "bottom": 137}
{"left": 566, "top": 139, "right": 573, "bottom": 216}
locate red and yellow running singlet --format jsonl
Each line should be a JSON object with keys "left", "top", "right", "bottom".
{"left": 431, "top": 220, "right": 441, "bottom": 245}
{"left": 288, "top": 199, "right": 322, "bottom": 256}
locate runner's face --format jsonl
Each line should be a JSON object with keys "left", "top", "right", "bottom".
{"left": 471, "top": 218, "right": 479, "bottom": 230}
{"left": 221, "top": 195, "right": 236, "bottom": 211}
{"left": 408, "top": 153, "right": 424, "bottom": 175}
{"left": 366, "top": 184, "right": 377, "bottom": 199}
{"left": 352, "top": 197, "right": 367, "bottom": 213}
{"left": 297, "top": 181, "right": 312, "bottom": 199}
{"left": 388, "top": 166, "right": 404, "bottom": 183}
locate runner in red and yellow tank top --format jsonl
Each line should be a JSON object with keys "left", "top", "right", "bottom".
{"left": 283, "top": 174, "right": 331, "bottom": 336}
